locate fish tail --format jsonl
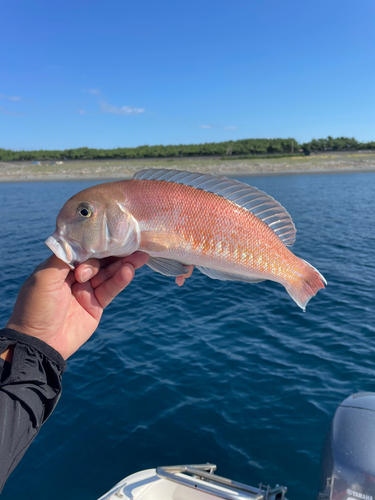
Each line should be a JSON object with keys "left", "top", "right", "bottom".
{"left": 285, "top": 259, "right": 326, "bottom": 311}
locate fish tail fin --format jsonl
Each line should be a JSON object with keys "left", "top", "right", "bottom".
{"left": 285, "top": 259, "right": 326, "bottom": 311}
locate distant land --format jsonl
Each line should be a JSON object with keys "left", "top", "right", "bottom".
{"left": 1, "top": 151, "right": 375, "bottom": 183}
{"left": 1, "top": 136, "right": 375, "bottom": 162}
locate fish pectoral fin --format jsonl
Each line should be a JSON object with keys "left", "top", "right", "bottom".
{"left": 140, "top": 231, "right": 185, "bottom": 253}
{"left": 147, "top": 257, "right": 189, "bottom": 277}
{"left": 197, "top": 266, "right": 265, "bottom": 283}
{"left": 141, "top": 231, "right": 190, "bottom": 276}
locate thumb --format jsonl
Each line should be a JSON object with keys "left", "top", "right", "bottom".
{"left": 32, "top": 254, "right": 73, "bottom": 285}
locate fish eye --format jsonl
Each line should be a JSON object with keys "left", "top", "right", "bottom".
{"left": 77, "top": 204, "right": 93, "bottom": 219}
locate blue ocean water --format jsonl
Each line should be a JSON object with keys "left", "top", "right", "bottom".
{"left": 0, "top": 172, "right": 374, "bottom": 500}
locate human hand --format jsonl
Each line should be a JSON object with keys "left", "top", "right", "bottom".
{"left": 5, "top": 252, "right": 149, "bottom": 360}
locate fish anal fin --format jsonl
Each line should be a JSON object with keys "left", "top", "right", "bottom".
{"left": 197, "top": 266, "right": 265, "bottom": 283}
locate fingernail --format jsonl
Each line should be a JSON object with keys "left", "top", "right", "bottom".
{"left": 81, "top": 268, "right": 93, "bottom": 282}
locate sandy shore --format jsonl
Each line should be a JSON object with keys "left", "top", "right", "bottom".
{"left": 1, "top": 152, "right": 375, "bottom": 182}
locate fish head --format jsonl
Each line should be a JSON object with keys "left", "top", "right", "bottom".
{"left": 45, "top": 184, "right": 140, "bottom": 268}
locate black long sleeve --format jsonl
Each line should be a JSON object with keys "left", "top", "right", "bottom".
{"left": 0, "top": 328, "right": 66, "bottom": 493}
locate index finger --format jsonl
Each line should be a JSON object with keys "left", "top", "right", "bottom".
{"left": 75, "top": 252, "right": 149, "bottom": 284}
{"left": 75, "top": 259, "right": 102, "bottom": 283}
{"left": 92, "top": 252, "right": 149, "bottom": 309}
{"left": 90, "top": 252, "right": 149, "bottom": 289}
{"left": 75, "top": 256, "right": 126, "bottom": 283}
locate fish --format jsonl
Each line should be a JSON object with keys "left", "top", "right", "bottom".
{"left": 45, "top": 168, "right": 326, "bottom": 310}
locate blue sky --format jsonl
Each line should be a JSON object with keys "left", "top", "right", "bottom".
{"left": 1, "top": 0, "right": 374, "bottom": 150}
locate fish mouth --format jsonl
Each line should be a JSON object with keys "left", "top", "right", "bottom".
{"left": 45, "top": 235, "right": 79, "bottom": 269}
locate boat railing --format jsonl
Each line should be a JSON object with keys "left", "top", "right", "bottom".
{"left": 156, "top": 464, "right": 288, "bottom": 500}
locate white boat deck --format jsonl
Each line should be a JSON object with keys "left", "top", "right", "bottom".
{"left": 97, "top": 464, "right": 288, "bottom": 500}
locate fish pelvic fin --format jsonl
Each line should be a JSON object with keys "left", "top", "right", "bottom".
{"left": 285, "top": 259, "right": 327, "bottom": 311}
{"left": 147, "top": 257, "right": 189, "bottom": 277}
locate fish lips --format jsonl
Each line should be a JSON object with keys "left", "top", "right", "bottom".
{"left": 45, "top": 234, "right": 84, "bottom": 269}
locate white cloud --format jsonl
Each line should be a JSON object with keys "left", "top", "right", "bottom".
{"left": 78, "top": 109, "right": 86, "bottom": 114}
{"left": 100, "top": 101, "right": 145, "bottom": 115}
{"left": 88, "top": 88, "right": 100, "bottom": 96}
{"left": 0, "top": 93, "right": 22, "bottom": 102}
{"left": 199, "top": 124, "right": 237, "bottom": 130}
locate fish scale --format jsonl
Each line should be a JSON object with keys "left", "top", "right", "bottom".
{"left": 127, "top": 180, "right": 294, "bottom": 278}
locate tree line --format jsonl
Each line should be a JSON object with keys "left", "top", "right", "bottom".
{"left": 301, "top": 136, "right": 375, "bottom": 154}
{"left": 0, "top": 136, "right": 374, "bottom": 162}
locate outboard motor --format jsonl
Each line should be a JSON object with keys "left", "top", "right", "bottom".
{"left": 317, "top": 392, "right": 375, "bottom": 500}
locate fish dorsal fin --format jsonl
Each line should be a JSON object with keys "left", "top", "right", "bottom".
{"left": 133, "top": 168, "right": 296, "bottom": 246}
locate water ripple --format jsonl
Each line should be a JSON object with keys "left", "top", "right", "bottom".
{"left": 1, "top": 173, "right": 374, "bottom": 500}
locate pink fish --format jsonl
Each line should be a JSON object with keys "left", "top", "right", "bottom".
{"left": 46, "top": 168, "right": 326, "bottom": 309}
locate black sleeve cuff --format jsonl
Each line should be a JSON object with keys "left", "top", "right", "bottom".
{"left": 0, "top": 328, "right": 66, "bottom": 373}
{"left": 0, "top": 327, "right": 66, "bottom": 423}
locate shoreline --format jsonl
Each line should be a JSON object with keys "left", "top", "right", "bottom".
{"left": 1, "top": 152, "right": 375, "bottom": 182}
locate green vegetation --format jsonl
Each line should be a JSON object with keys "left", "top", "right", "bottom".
{"left": 301, "top": 136, "right": 375, "bottom": 155}
{"left": 0, "top": 138, "right": 297, "bottom": 161}
{"left": 1, "top": 136, "right": 374, "bottom": 162}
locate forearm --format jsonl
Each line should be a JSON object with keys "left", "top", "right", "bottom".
{"left": 0, "top": 328, "right": 66, "bottom": 493}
